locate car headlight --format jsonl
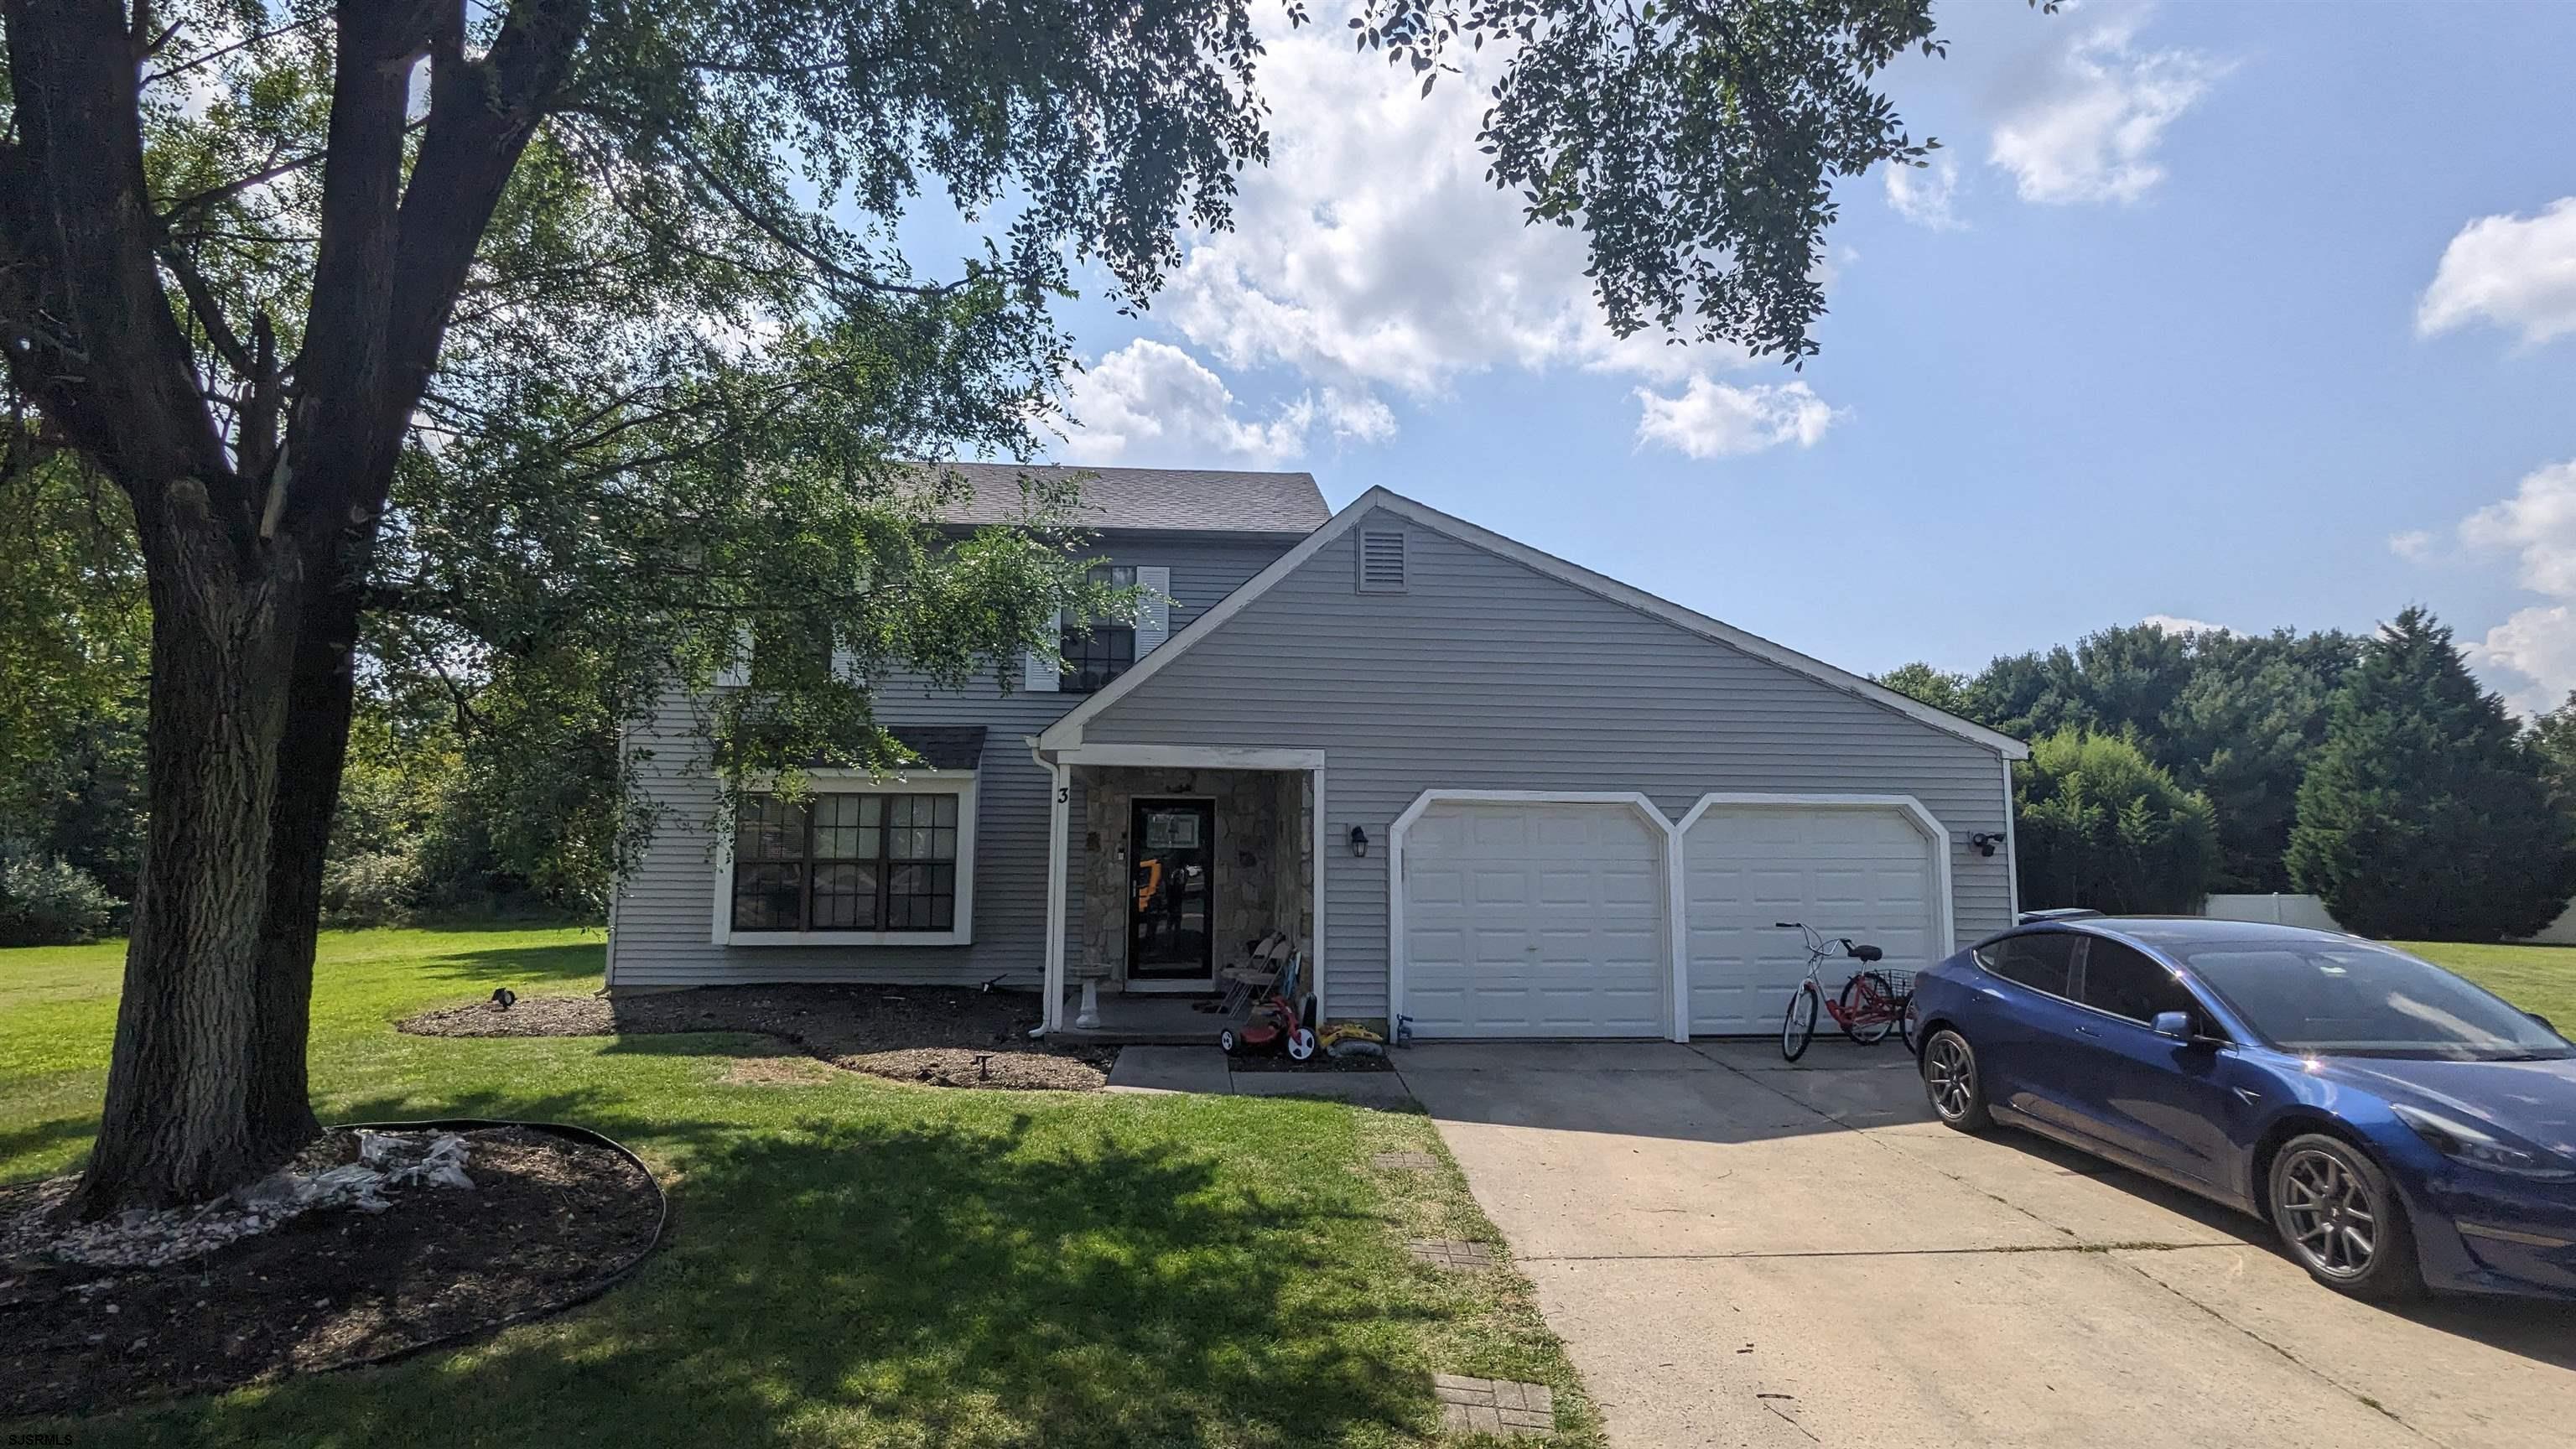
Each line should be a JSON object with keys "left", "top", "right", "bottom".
{"left": 2390, "top": 1104, "right": 2556, "bottom": 1175}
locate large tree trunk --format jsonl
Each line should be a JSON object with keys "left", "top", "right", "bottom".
{"left": 70, "top": 486, "right": 304, "bottom": 1215}
{"left": 247, "top": 590, "right": 368, "bottom": 1145}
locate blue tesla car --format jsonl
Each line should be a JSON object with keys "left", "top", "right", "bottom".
{"left": 1907, "top": 918, "right": 2576, "bottom": 1301}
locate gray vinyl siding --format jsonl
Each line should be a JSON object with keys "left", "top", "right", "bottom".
{"left": 608, "top": 533, "right": 1293, "bottom": 988}
{"left": 1072, "top": 507, "right": 2019, "bottom": 1023}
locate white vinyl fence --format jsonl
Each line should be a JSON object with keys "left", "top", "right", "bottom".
{"left": 2198, "top": 893, "right": 2576, "bottom": 946}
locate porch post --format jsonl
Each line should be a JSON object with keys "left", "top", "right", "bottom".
{"left": 1035, "top": 740, "right": 1071, "bottom": 1033}
{"left": 1308, "top": 761, "right": 1327, "bottom": 1026}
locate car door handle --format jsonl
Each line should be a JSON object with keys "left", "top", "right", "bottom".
{"left": 2074, "top": 1025, "right": 2099, "bottom": 1037}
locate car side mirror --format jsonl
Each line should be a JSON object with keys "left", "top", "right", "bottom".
{"left": 2152, "top": 1010, "right": 2215, "bottom": 1046}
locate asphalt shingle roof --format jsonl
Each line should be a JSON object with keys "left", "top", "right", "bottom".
{"left": 917, "top": 463, "right": 1328, "bottom": 535}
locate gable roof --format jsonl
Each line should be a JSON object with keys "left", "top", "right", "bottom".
{"left": 1038, "top": 486, "right": 2029, "bottom": 760}
{"left": 917, "top": 463, "right": 1328, "bottom": 535}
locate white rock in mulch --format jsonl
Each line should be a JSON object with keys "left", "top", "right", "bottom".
{"left": 10, "top": 1131, "right": 476, "bottom": 1271}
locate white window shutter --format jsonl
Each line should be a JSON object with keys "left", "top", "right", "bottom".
{"left": 716, "top": 624, "right": 751, "bottom": 687}
{"left": 1134, "top": 566, "right": 1171, "bottom": 655}
{"left": 1021, "top": 610, "right": 1063, "bottom": 693}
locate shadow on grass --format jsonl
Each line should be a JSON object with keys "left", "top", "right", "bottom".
{"left": 404, "top": 941, "right": 605, "bottom": 988}
{"left": 0, "top": 1117, "right": 98, "bottom": 1181}
{"left": 148, "top": 1111, "right": 1431, "bottom": 1447}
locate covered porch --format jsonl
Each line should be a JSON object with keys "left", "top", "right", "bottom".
{"left": 1036, "top": 745, "right": 1325, "bottom": 1038}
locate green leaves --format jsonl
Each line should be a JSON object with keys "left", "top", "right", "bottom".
{"left": 2287, "top": 608, "right": 2576, "bottom": 942}
{"left": 2014, "top": 729, "right": 2220, "bottom": 915}
{"left": 1348, "top": 0, "right": 1945, "bottom": 361}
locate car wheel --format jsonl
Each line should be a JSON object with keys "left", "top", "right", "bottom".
{"left": 2268, "top": 1134, "right": 2422, "bottom": 1300}
{"left": 1919, "top": 1029, "right": 1990, "bottom": 1132}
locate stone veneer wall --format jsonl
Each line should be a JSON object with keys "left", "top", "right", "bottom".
{"left": 1078, "top": 766, "right": 1313, "bottom": 984}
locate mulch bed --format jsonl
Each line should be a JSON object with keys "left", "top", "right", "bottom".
{"left": 0, "top": 1127, "right": 659, "bottom": 1420}
{"left": 400, "top": 984, "right": 1117, "bottom": 1092}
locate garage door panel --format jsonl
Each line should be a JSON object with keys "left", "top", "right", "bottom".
{"left": 1685, "top": 803, "right": 1940, "bottom": 1036}
{"left": 1404, "top": 800, "right": 1667, "bottom": 1039}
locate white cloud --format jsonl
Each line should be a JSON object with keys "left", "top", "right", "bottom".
{"left": 2416, "top": 197, "right": 2576, "bottom": 348}
{"left": 2142, "top": 613, "right": 2229, "bottom": 636}
{"left": 1061, "top": 340, "right": 1363, "bottom": 467}
{"left": 1633, "top": 379, "right": 1837, "bottom": 460}
{"left": 1885, "top": 157, "right": 1963, "bottom": 231}
{"left": 2449, "top": 460, "right": 2576, "bottom": 709}
{"left": 2470, "top": 606, "right": 2576, "bottom": 715}
{"left": 2386, "top": 528, "right": 2435, "bottom": 562}
{"left": 2461, "top": 460, "right": 2576, "bottom": 599}
{"left": 1129, "top": 7, "right": 1816, "bottom": 460}
{"left": 1988, "top": 12, "right": 2223, "bottom": 205}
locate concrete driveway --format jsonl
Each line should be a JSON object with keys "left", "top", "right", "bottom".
{"left": 1397, "top": 1041, "right": 2576, "bottom": 1449}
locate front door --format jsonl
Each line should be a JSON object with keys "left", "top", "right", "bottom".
{"left": 1129, "top": 799, "right": 1215, "bottom": 981}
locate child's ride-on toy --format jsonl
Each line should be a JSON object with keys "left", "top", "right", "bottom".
{"left": 1218, "top": 948, "right": 1317, "bottom": 1061}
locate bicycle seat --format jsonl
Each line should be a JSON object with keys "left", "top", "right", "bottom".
{"left": 1849, "top": 943, "right": 1883, "bottom": 963}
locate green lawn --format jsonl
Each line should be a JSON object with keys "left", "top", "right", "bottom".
{"left": 2, "top": 930, "right": 1599, "bottom": 1447}
{"left": 2399, "top": 939, "right": 2576, "bottom": 1028}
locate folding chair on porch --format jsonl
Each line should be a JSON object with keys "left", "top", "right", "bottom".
{"left": 1207, "top": 931, "right": 1291, "bottom": 1015}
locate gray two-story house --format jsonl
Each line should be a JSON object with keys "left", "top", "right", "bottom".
{"left": 607, "top": 464, "right": 2027, "bottom": 1040}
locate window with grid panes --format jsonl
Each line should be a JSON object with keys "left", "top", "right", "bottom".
{"left": 1061, "top": 564, "right": 1135, "bottom": 693}
{"left": 730, "top": 792, "right": 959, "bottom": 932}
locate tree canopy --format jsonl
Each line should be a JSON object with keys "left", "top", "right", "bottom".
{"left": 1880, "top": 621, "right": 2358, "bottom": 891}
{"left": 2012, "top": 728, "right": 2220, "bottom": 916}
{"left": 2287, "top": 609, "right": 2576, "bottom": 942}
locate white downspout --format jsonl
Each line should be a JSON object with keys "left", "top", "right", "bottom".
{"left": 1027, "top": 735, "right": 1069, "bottom": 1036}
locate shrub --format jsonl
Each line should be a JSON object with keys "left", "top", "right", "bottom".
{"left": 0, "top": 856, "right": 118, "bottom": 946}
{"left": 2015, "top": 729, "right": 2221, "bottom": 914}
{"left": 319, "top": 843, "right": 423, "bottom": 928}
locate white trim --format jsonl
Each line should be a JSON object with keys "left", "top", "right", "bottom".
{"left": 710, "top": 772, "right": 979, "bottom": 948}
{"left": 1134, "top": 564, "right": 1172, "bottom": 655}
{"left": 1055, "top": 744, "right": 1327, "bottom": 771}
{"left": 1386, "top": 791, "right": 1684, "bottom": 1042}
{"left": 1674, "top": 791, "right": 1957, "bottom": 986}
{"left": 1039, "top": 743, "right": 1072, "bottom": 1031}
{"left": 1999, "top": 756, "right": 2021, "bottom": 922}
{"left": 1022, "top": 609, "right": 1064, "bottom": 693}
{"left": 1038, "top": 486, "right": 2026, "bottom": 760}
{"left": 1310, "top": 761, "right": 1327, "bottom": 1026}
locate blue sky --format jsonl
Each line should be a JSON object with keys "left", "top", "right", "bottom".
{"left": 1018, "top": 1, "right": 2576, "bottom": 710}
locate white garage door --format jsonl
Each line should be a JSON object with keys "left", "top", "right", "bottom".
{"left": 1400, "top": 802, "right": 1667, "bottom": 1037}
{"left": 1685, "top": 804, "right": 1940, "bottom": 1035}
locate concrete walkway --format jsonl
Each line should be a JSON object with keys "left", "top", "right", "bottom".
{"left": 1104, "top": 1045, "right": 1416, "bottom": 1107}
{"left": 1401, "top": 1039, "right": 2576, "bottom": 1449}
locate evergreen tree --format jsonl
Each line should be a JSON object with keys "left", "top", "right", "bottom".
{"left": 2015, "top": 729, "right": 2220, "bottom": 914}
{"left": 2531, "top": 691, "right": 2576, "bottom": 808}
{"left": 2287, "top": 610, "right": 2576, "bottom": 941}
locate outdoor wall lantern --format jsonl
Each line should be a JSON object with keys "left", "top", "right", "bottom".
{"left": 1969, "top": 832, "right": 2004, "bottom": 858}
{"left": 1349, "top": 824, "right": 1370, "bottom": 858}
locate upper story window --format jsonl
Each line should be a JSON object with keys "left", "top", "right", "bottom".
{"left": 1061, "top": 564, "right": 1135, "bottom": 693}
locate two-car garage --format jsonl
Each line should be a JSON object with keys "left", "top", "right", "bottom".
{"left": 1394, "top": 793, "right": 1953, "bottom": 1040}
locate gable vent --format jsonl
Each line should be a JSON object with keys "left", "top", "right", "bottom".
{"left": 1356, "top": 527, "right": 1407, "bottom": 593}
